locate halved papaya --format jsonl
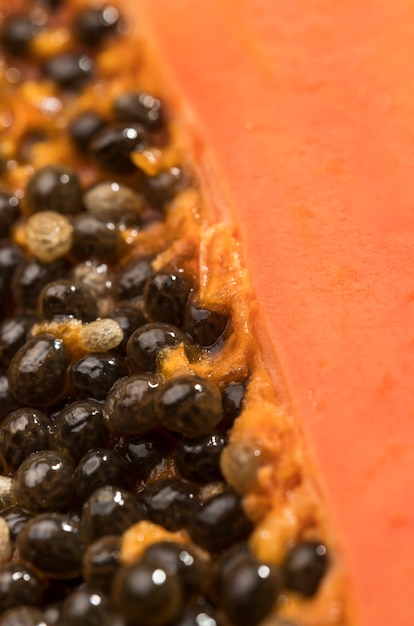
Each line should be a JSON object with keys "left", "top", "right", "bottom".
{"left": 125, "top": 2, "right": 414, "bottom": 626}
{"left": 0, "top": 0, "right": 410, "bottom": 625}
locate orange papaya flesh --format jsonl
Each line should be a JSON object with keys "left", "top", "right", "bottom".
{"left": 131, "top": 2, "right": 414, "bottom": 626}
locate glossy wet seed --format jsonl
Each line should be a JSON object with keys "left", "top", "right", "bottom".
{"left": 155, "top": 375, "right": 223, "bottom": 437}
{"left": 0, "top": 407, "right": 52, "bottom": 472}
{"left": 143, "top": 167, "right": 184, "bottom": 210}
{"left": 39, "top": 279, "right": 98, "bottom": 321}
{"left": 183, "top": 303, "right": 229, "bottom": 348}
{"left": 0, "top": 191, "right": 20, "bottom": 237}
{"left": 69, "top": 110, "right": 107, "bottom": 150}
{"left": 43, "top": 53, "right": 95, "bottom": 89}
{"left": 126, "top": 322, "right": 197, "bottom": 374}
{"left": 0, "top": 562, "right": 44, "bottom": 613}
{"left": 11, "top": 258, "right": 67, "bottom": 310}
{"left": 74, "top": 6, "right": 120, "bottom": 47}
{"left": 2, "top": 505, "right": 32, "bottom": 541}
{"left": 188, "top": 490, "right": 253, "bottom": 553}
{"left": 142, "top": 540, "right": 210, "bottom": 598}
{"left": 282, "top": 541, "right": 329, "bottom": 597}
{"left": 17, "top": 513, "right": 86, "bottom": 579}
{"left": 104, "top": 375, "right": 159, "bottom": 435}
{"left": 82, "top": 535, "right": 121, "bottom": 594}
{"left": 1, "top": 15, "right": 39, "bottom": 57}
{"left": 107, "top": 304, "right": 148, "bottom": 353}
{"left": 0, "top": 607, "right": 49, "bottom": 626}
{"left": 53, "top": 400, "right": 108, "bottom": 462}
{"left": 81, "top": 485, "right": 146, "bottom": 543}
{"left": 0, "top": 243, "right": 24, "bottom": 297}
{"left": 90, "top": 123, "right": 148, "bottom": 173}
{"left": 112, "top": 560, "right": 183, "bottom": 626}
{"left": 14, "top": 450, "right": 74, "bottom": 513}
{"left": 25, "top": 165, "right": 83, "bottom": 216}
{"left": 115, "top": 255, "right": 154, "bottom": 301}
{"left": 113, "top": 91, "right": 164, "bottom": 131}
{"left": 220, "top": 381, "right": 246, "bottom": 431}
{"left": 73, "top": 448, "right": 131, "bottom": 501}
{"left": 42, "top": 605, "right": 61, "bottom": 625}
{"left": 125, "top": 430, "right": 172, "bottom": 478}
{"left": 71, "top": 214, "right": 122, "bottom": 261}
{"left": 0, "top": 373, "right": 21, "bottom": 422}
{"left": 174, "top": 432, "right": 227, "bottom": 484}
{"left": 167, "top": 605, "right": 220, "bottom": 626}
{"left": 0, "top": 314, "right": 37, "bottom": 367}
{"left": 140, "top": 478, "right": 198, "bottom": 532}
{"left": 60, "top": 586, "right": 124, "bottom": 626}
{"left": 144, "top": 271, "right": 192, "bottom": 328}
{"left": 70, "top": 352, "right": 128, "bottom": 400}
{"left": 8, "top": 334, "right": 71, "bottom": 406}
{"left": 219, "top": 555, "right": 282, "bottom": 626}
{"left": 213, "top": 541, "right": 251, "bottom": 591}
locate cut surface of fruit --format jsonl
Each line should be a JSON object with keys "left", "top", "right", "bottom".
{"left": 1, "top": 0, "right": 411, "bottom": 624}
{"left": 132, "top": 2, "right": 414, "bottom": 626}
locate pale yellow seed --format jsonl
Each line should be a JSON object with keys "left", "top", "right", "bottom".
{"left": 199, "top": 481, "right": 227, "bottom": 502}
{"left": 0, "top": 518, "right": 11, "bottom": 562}
{"left": 26, "top": 210, "right": 73, "bottom": 262}
{"left": 84, "top": 181, "right": 144, "bottom": 221}
{"left": 79, "top": 318, "right": 124, "bottom": 352}
{"left": 72, "top": 260, "right": 111, "bottom": 298}
{"left": 220, "top": 441, "right": 263, "bottom": 493}
{"left": 0, "top": 475, "right": 15, "bottom": 509}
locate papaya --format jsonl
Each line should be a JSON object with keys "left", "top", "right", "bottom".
{"left": 0, "top": 0, "right": 408, "bottom": 625}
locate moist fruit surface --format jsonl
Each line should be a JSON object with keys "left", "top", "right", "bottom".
{"left": 0, "top": 1, "right": 351, "bottom": 625}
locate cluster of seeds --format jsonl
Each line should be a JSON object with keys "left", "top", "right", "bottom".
{"left": 0, "top": 1, "right": 331, "bottom": 625}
